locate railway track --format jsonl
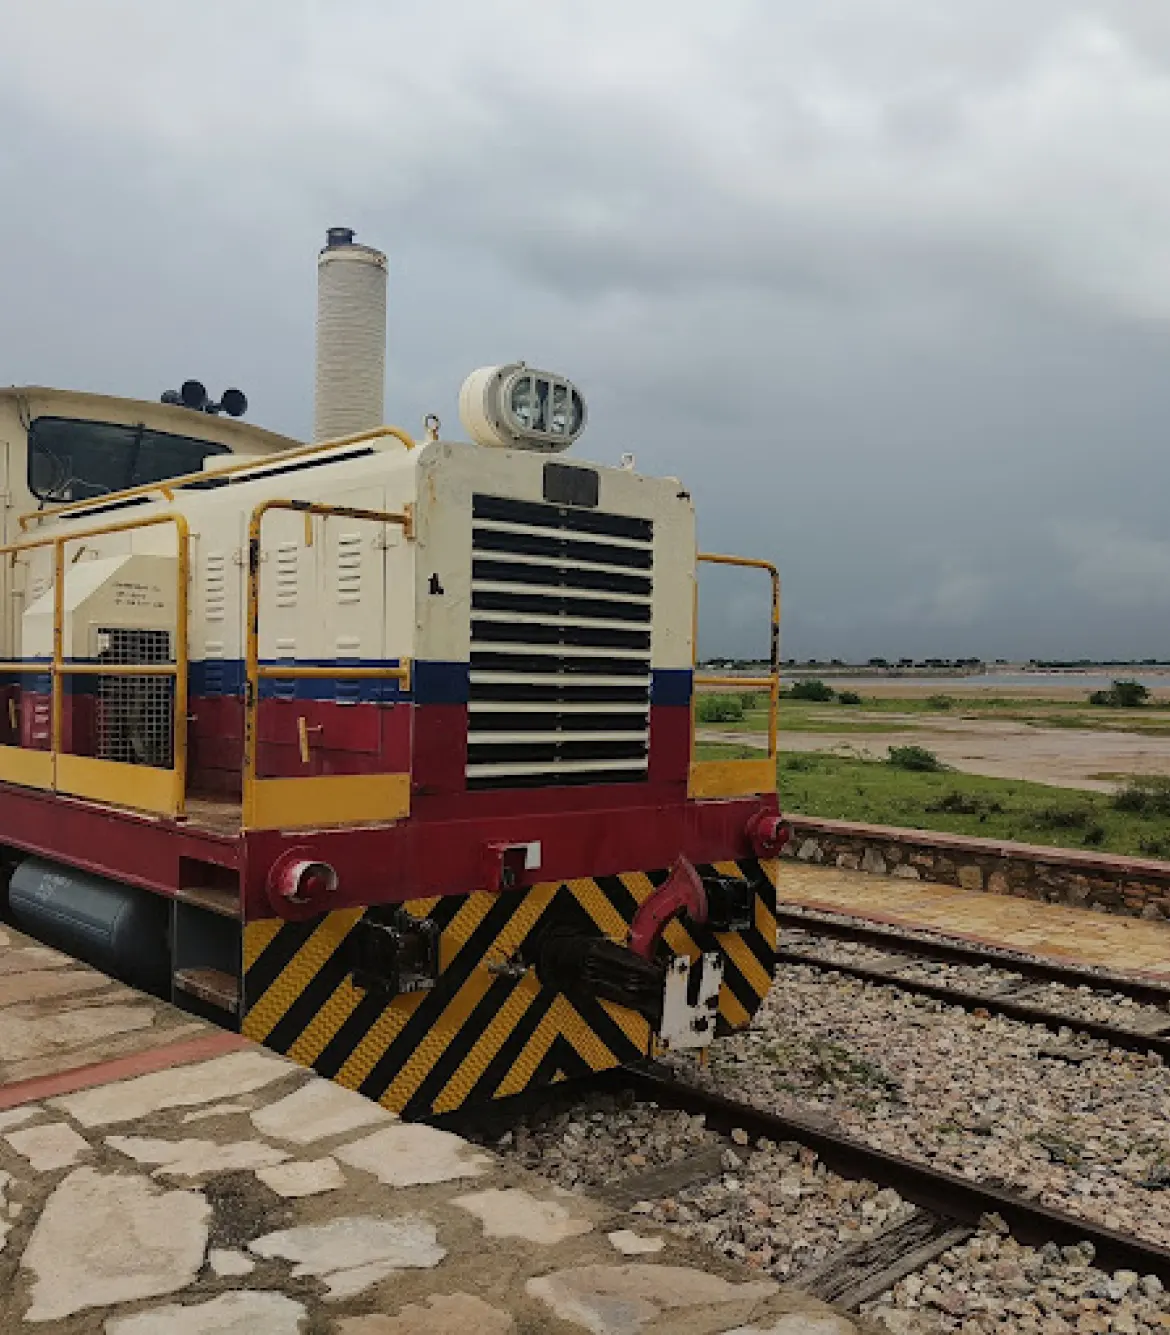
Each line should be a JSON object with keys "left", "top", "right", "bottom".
{"left": 606, "top": 1065, "right": 1170, "bottom": 1307}
{"left": 772, "top": 904, "right": 1170, "bottom": 1004}
{"left": 448, "top": 910, "right": 1170, "bottom": 1316}
{"left": 773, "top": 905, "right": 1170, "bottom": 1061}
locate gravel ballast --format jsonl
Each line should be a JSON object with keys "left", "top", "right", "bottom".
{"left": 491, "top": 950, "right": 1170, "bottom": 1332}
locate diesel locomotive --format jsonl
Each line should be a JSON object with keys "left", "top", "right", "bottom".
{"left": 0, "top": 233, "right": 786, "bottom": 1117}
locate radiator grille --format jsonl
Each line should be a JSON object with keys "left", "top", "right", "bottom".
{"left": 95, "top": 627, "right": 174, "bottom": 769}
{"left": 468, "top": 494, "right": 654, "bottom": 789}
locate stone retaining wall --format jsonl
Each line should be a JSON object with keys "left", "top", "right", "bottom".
{"left": 780, "top": 814, "right": 1170, "bottom": 920}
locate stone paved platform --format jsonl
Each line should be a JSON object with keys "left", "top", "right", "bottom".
{"left": 0, "top": 921, "right": 874, "bottom": 1334}
{"left": 779, "top": 861, "right": 1170, "bottom": 977}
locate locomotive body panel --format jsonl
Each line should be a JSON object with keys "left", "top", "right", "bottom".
{"left": 0, "top": 389, "right": 783, "bottom": 1117}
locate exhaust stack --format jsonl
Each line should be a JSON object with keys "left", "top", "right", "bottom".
{"left": 313, "top": 227, "right": 388, "bottom": 443}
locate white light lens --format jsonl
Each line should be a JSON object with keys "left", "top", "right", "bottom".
{"left": 509, "top": 376, "right": 544, "bottom": 431}
{"left": 549, "top": 384, "right": 569, "bottom": 434}
{"left": 549, "top": 384, "right": 584, "bottom": 436}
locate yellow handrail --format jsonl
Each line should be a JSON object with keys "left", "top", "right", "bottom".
{"left": 0, "top": 512, "right": 190, "bottom": 815}
{"left": 19, "top": 424, "right": 417, "bottom": 530}
{"left": 242, "top": 499, "right": 414, "bottom": 818}
{"left": 693, "top": 552, "right": 782, "bottom": 762}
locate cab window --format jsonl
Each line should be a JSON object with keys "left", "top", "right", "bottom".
{"left": 28, "top": 418, "right": 231, "bottom": 502}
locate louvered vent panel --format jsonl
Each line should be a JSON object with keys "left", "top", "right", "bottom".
{"left": 205, "top": 553, "right": 226, "bottom": 622}
{"left": 467, "top": 494, "right": 654, "bottom": 790}
{"left": 336, "top": 533, "right": 362, "bottom": 605}
{"left": 275, "top": 543, "right": 298, "bottom": 608}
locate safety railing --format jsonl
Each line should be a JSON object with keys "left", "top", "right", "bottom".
{"left": 0, "top": 513, "right": 190, "bottom": 816}
{"left": 689, "top": 553, "right": 781, "bottom": 800}
{"left": 242, "top": 498, "right": 415, "bottom": 831}
{"left": 19, "top": 424, "right": 417, "bottom": 530}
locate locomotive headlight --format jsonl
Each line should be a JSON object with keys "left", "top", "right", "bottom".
{"left": 459, "top": 363, "right": 587, "bottom": 452}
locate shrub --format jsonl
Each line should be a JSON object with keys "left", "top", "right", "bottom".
{"left": 837, "top": 690, "right": 862, "bottom": 706}
{"left": 695, "top": 694, "right": 745, "bottom": 724}
{"left": 1031, "top": 805, "right": 1093, "bottom": 830}
{"left": 1114, "top": 679, "right": 1150, "bottom": 707}
{"left": 1082, "top": 824, "right": 1106, "bottom": 847}
{"left": 1138, "top": 835, "right": 1170, "bottom": 858}
{"left": 1090, "top": 679, "right": 1150, "bottom": 708}
{"left": 738, "top": 691, "right": 763, "bottom": 711}
{"left": 781, "top": 754, "right": 815, "bottom": 771}
{"left": 789, "top": 679, "right": 835, "bottom": 702}
{"left": 925, "top": 694, "right": 955, "bottom": 711}
{"left": 1112, "top": 775, "right": 1170, "bottom": 816}
{"left": 887, "top": 745, "right": 944, "bottom": 772}
{"left": 925, "top": 791, "right": 1003, "bottom": 816}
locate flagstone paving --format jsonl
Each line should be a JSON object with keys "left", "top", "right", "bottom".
{"left": 0, "top": 924, "right": 874, "bottom": 1334}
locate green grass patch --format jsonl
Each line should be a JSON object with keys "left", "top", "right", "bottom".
{"left": 699, "top": 693, "right": 1170, "bottom": 739}
{"left": 703, "top": 702, "right": 906, "bottom": 736}
{"left": 698, "top": 745, "right": 1170, "bottom": 858}
{"left": 695, "top": 742, "right": 763, "bottom": 761}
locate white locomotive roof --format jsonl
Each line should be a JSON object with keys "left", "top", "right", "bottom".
{"left": 0, "top": 386, "right": 303, "bottom": 458}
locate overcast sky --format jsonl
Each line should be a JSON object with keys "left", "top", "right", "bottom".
{"left": 3, "top": 2, "right": 1170, "bottom": 661}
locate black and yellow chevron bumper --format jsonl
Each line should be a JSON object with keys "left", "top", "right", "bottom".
{"left": 242, "top": 858, "right": 779, "bottom": 1118}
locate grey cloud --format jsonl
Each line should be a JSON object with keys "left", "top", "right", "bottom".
{"left": 3, "top": 1, "right": 1170, "bottom": 658}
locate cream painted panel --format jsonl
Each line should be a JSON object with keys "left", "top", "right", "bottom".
{"left": 648, "top": 484, "right": 696, "bottom": 672}
{"left": 257, "top": 506, "right": 317, "bottom": 665}
{"left": 12, "top": 545, "right": 54, "bottom": 659}
{"left": 23, "top": 554, "right": 178, "bottom": 659}
{"left": 184, "top": 506, "right": 244, "bottom": 668}
{"left": 0, "top": 436, "right": 11, "bottom": 659}
{"left": 7, "top": 434, "right": 706, "bottom": 689}
{"left": 413, "top": 444, "right": 474, "bottom": 668}
{"left": 379, "top": 470, "right": 418, "bottom": 665}
{"left": 414, "top": 442, "right": 695, "bottom": 672}
{"left": 321, "top": 488, "right": 386, "bottom": 669}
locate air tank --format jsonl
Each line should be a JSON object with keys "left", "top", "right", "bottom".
{"left": 8, "top": 859, "right": 171, "bottom": 994}
{"left": 313, "top": 226, "right": 388, "bottom": 442}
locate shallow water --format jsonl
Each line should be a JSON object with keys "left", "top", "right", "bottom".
{"left": 785, "top": 671, "right": 1170, "bottom": 691}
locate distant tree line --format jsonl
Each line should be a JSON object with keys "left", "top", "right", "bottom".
{"left": 699, "top": 657, "right": 986, "bottom": 671}
{"left": 1033, "top": 659, "right": 1170, "bottom": 669}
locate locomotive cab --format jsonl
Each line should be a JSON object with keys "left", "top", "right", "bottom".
{"left": 0, "top": 387, "right": 302, "bottom": 658}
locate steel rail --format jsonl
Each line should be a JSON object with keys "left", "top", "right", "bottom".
{"left": 775, "top": 947, "right": 1170, "bottom": 1060}
{"left": 774, "top": 904, "right": 1170, "bottom": 1006}
{"left": 611, "top": 1065, "right": 1170, "bottom": 1284}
